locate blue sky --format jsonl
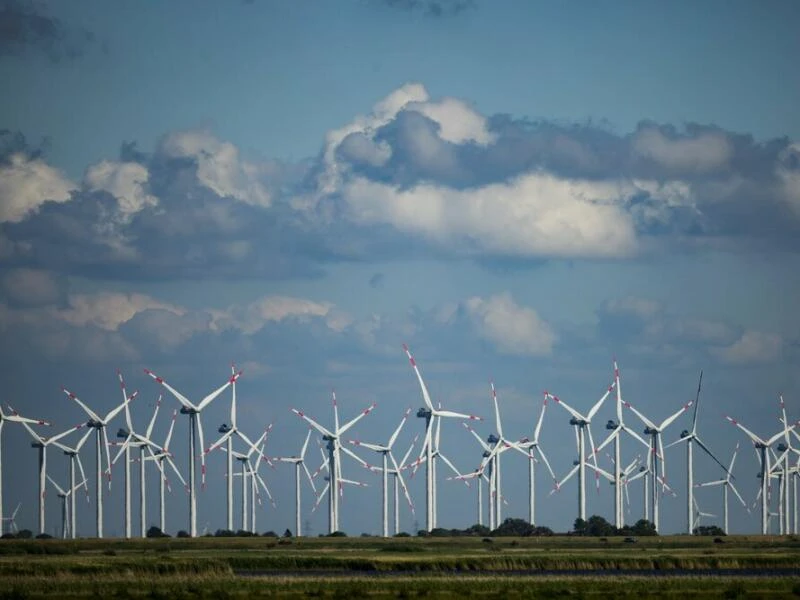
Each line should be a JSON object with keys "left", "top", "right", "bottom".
{"left": 1, "top": 0, "right": 799, "bottom": 537}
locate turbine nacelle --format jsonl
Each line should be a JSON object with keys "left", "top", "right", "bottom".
{"left": 487, "top": 434, "right": 499, "bottom": 445}
{"left": 218, "top": 424, "right": 231, "bottom": 434}
{"left": 116, "top": 428, "right": 129, "bottom": 439}
{"left": 179, "top": 407, "right": 197, "bottom": 415}
{"left": 606, "top": 420, "right": 618, "bottom": 430}
{"left": 777, "top": 443, "right": 788, "bottom": 452}
{"left": 680, "top": 429, "right": 690, "bottom": 438}
{"left": 87, "top": 419, "right": 102, "bottom": 428}
{"left": 416, "top": 408, "right": 432, "bottom": 419}
{"left": 569, "top": 417, "right": 587, "bottom": 426}
{"left": 644, "top": 426, "right": 657, "bottom": 435}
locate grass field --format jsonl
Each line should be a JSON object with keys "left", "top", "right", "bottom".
{"left": 1, "top": 535, "right": 799, "bottom": 598}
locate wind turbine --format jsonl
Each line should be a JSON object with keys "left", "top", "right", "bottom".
{"left": 695, "top": 442, "right": 748, "bottom": 534}
{"left": 144, "top": 367, "right": 241, "bottom": 537}
{"left": 623, "top": 394, "right": 693, "bottom": 532}
{"left": 292, "top": 392, "right": 375, "bottom": 533}
{"left": 589, "top": 454, "right": 643, "bottom": 527}
{"left": 402, "top": 344, "right": 482, "bottom": 532}
{"left": 51, "top": 428, "right": 93, "bottom": 539}
{"left": 143, "top": 407, "right": 185, "bottom": 534}
{"left": 1, "top": 502, "right": 20, "bottom": 535}
{"left": 206, "top": 364, "right": 262, "bottom": 533}
{"left": 18, "top": 418, "right": 84, "bottom": 535}
{"left": 692, "top": 496, "right": 717, "bottom": 532}
{"left": 111, "top": 391, "right": 166, "bottom": 538}
{"left": 45, "top": 475, "right": 87, "bottom": 539}
{"left": 276, "top": 429, "right": 318, "bottom": 537}
{"left": 593, "top": 359, "right": 650, "bottom": 528}
{"left": 349, "top": 407, "right": 415, "bottom": 537}
{"left": 724, "top": 408, "right": 798, "bottom": 535}
{"left": 0, "top": 405, "right": 50, "bottom": 531}
{"left": 666, "top": 371, "right": 729, "bottom": 535}
{"left": 62, "top": 381, "right": 138, "bottom": 538}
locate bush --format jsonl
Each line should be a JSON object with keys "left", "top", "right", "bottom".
{"left": 327, "top": 531, "right": 347, "bottom": 537}
{"left": 694, "top": 525, "right": 725, "bottom": 536}
{"left": 147, "top": 526, "right": 169, "bottom": 538}
{"left": 283, "top": 529, "right": 293, "bottom": 538}
{"left": 235, "top": 530, "right": 255, "bottom": 537}
{"left": 214, "top": 529, "right": 235, "bottom": 537}
{"left": 394, "top": 531, "right": 411, "bottom": 537}
{"left": 16, "top": 530, "right": 32, "bottom": 539}
{"left": 262, "top": 531, "right": 278, "bottom": 538}
{"left": 176, "top": 530, "right": 190, "bottom": 538}
{"left": 35, "top": 533, "right": 53, "bottom": 540}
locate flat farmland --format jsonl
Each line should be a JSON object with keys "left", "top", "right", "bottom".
{"left": 1, "top": 535, "right": 799, "bottom": 598}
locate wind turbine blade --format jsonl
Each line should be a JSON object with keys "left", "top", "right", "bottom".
{"left": 48, "top": 423, "right": 86, "bottom": 444}
{"left": 349, "top": 440, "right": 385, "bottom": 452}
{"left": 291, "top": 409, "right": 334, "bottom": 439}
{"left": 117, "top": 370, "right": 134, "bottom": 430}
{"left": 695, "top": 480, "right": 725, "bottom": 488}
{"left": 437, "top": 452, "right": 467, "bottom": 484}
{"left": 102, "top": 426, "right": 112, "bottom": 489}
{"left": 533, "top": 392, "right": 547, "bottom": 442}
{"left": 3, "top": 405, "right": 50, "bottom": 426}
{"left": 621, "top": 424, "right": 651, "bottom": 451}
{"left": 331, "top": 390, "right": 340, "bottom": 434}
{"left": 534, "top": 446, "right": 557, "bottom": 481}
{"left": 46, "top": 474, "right": 67, "bottom": 497}
{"left": 388, "top": 407, "right": 412, "bottom": 449}
{"left": 302, "top": 462, "right": 318, "bottom": 495}
{"left": 664, "top": 436, "right": 689, "bottom": 450}
{"left": 462, "top": 422, "right": 491, "bottom": 452}
{"left": 548, "top": 393, "right": 585, "bottom": 422}
{"left": 300, "top": 429, "right": 312, "bottom": 459}
{"left": 403, "top": 344, "right": 433, "bottom": 410}
{"left": 61, "top": 387, "right": 101, "bottom": 422}
{"left": 623, "top": 401, "right": 657, "bottom": 430}
{"left": 165, "top": 455, "right": 186, "bottom": 487}
{"left": 206, "top": 428, "right": 234, "bottom": 455}
{"left": 728, "top": 442, "right": 740, "bottom": 478}
{"left": 724, "top": 416, "right": 765, "bottom": 446}
{"left": 694, "top": 436, "right": 730, "bottom": 476}
{"left": 196, "top": 415, "right": 207, "bottom": 489}
{"left": 434, "top": 409, "right": 481, "bottom": 420}
{"left": 197, "top": 371, "right": 240, "bottom": 411}
{"left": 691, "top": 370, "right": 703, "bottom": 434}
{"left": 111, "top": 436, "right": 132, "bottom": 465}
{"left": 104, "top": 390, "right": 139, "bottom": 424}
{"left": 340, "top": 444, "right": 369, "bottom": 468}
{"left": 339, "top": 402, "right": 377, "bottom": 435}
{"left": 399, "top": 434, "right": 419, "bottom": 470}
{"left": 728, "top": 480, "right": 748, "bottom": 509}
{"left": 552, "top": 464, "right": 580, "bottom": 494}
{"left": 490, "top": 382, "right": 503, "bottom": 439}
{"left": 390, "top": 453, "right": 415, "bottom": 514}
{"left": 75, "top": 455, "right": 90, "bottom": 500}
{"left": 230, "top": 364, "right": 238, "bottom": 427}
{"left": 767, "top": 420, "right": 800, "bottom": 446}
{"left": 587, "top": 382, "right": 616, "bottom": 421}
{"left": 594, "top": 426, "right": 620, "bottom": 455}
{"left": 143, "top": 369, "right": 194, "bottom": 410}
{"left": 659, "top": 400, "right": 693, "bottom": 430}
{"left": 164, "top": 409, "right": 178, "bottom": 453}
{"left": 145, "top": 395, "right": 162, "bottom": 440}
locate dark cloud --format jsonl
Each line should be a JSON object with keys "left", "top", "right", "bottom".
{"left": 0, "top": 0, "right": 102, "bottom": 62}
{"left": 381, "top": 0, "right": 475, "bottom": 18}
{"left": 0, "top": 129, "right": 49, "bottom": 162}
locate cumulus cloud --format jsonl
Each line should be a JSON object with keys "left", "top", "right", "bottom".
{"left": 0, "top": 153, "right": 75, "bottom": 222}
{"left": 53, "top": 292, "right": 184, "bottom": 331}
{"left": 463, "top": 292, "right": 555, "bottom": 356}
{"left": 632, "top": 125, "right": 733, "bottom": 172}
{"left": 712, "top": 330, "right": 783, "bottom": 365}
{"left": 159, "top": 130, "right": 271, "bottom": 207}
{"left": 84, "top": 160, "right": 158, "bottom": 217}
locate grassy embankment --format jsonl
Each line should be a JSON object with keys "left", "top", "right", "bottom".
{"left": 1, "top": 535, "right": 799, "bottom": 598}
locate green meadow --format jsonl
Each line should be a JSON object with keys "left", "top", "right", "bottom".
{"left": 1, "top": 535, "right": 799, "bottom": 598}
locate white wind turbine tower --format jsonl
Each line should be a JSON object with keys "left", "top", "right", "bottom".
{"left": 2, "top": 502, "right": 20, "bottom": 535}
{"left": 144, "top": 367, "right": 241, "bottom": 537}
{"left": 0, "top": 405, "right": 50, "bottom": 530}
{"left": 623, "top": 394, "right": 693, "bottom": 532}
{"left": 460, "top": 423, "right": 500, "bottom": 530}
{"left": 349, "top": 407, "right": 415, "bottom": 537}
{"left": 776, "top": 396, "right": 799, "bottom": 534}
{"left": 589, "top": 455, "right": 643, "bottom": 526}
{"left": 51, "top": 428, "right": 93, "bottom": 539}
{"left": 206, "top": 364, "right": 262, "bottom": 533}
{"left": 62, "top": 382, "right": 138, "bottom": 538}
{"left": 276, "top": 429, "right": 318, "bottom": 537}
{"left": 695, "top": 443, "right": 748, "bottom": 534}
{"left": 310, "top": 436, "right": 371, "bottom": 531}
{"left": 18, "top": 418, "right": 84, "bottom": 535}
{"left": 725, "top": 409, "right": 799, "bottom": 535}
{"left": 593, "top": 360, "right": 650, "bottom": 528}
{"left": 45, "top": 475, "right": 87, "bottom": 539}
{"left": 144, "top": 407, "right": 185, "bottom": 534}
{"left": 402, "top": 344, "right": 482, "bottom": 532}
{"left": 548, "top": 382, "right": 614, "bottom": 524}
{"left": 292, "top": 392, "right": 375, "bottom": 534}
{"left": 391, "top": 435, "right": 419, "bottom": 534}
{"left": 665, "top": 371, "right": 729, "bottom": 535}
{"left": 112, "top": 392, "right": 166, "bottom": 538}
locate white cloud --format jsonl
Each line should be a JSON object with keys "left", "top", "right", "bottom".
{"left": 712, "top": 330, "right": 783, "bottom": 365}
{"left": 0, "top": 153, "right": 75, "bottom": 223}
{"left": 160, "top": 130, "right": 271, "bottom": 206}
{"left": 342, "top": 173, "right": 642, "bottom": 258}
{"left": 464, "top": 292, "right": 555, "bottom": 356}
{"left": 0, "top": 268, "right": 61, "bottom": 307}
{"left": 53, "top": 292, "right": 185, "bottom": 331}
{"left": 632, "top": 127, "right": 733, "bottom": 172}
{"left": 211, "top": 295, "right": 351, "bottom": 335}
{"left": 777, "top": 143, "right": 800, "bottom": 216}
{"left": 408, "top": 96, "right": 496, "bottom": 146}
{"left": 84, "top": 160, "right": 158, "bottom": 216}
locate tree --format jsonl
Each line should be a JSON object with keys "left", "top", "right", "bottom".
{"left": 147, "top": 526, "right": 169, "bottom": 538}
{"left": 694, "top": 525, "right": 725, "bottom": 536}
{"left": 465, "top": 524, "right": 491, "bottom": 537}
{"left": 630, "top": 519, "right": 657, "bottom": 536}
{"left": 584, "top": 515, "right": 615, "bottom": 537}
{"left": 493, "top": 518, "right": 534, "bottom": 537}
{"left": 176, "top": 530, "right": 190, "bottom": 538}
{"left": 283, "top": 529, "right": 293, "bottom": 538}
{"left": 573, "top": 518, "right": 588, "bottom": 536}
